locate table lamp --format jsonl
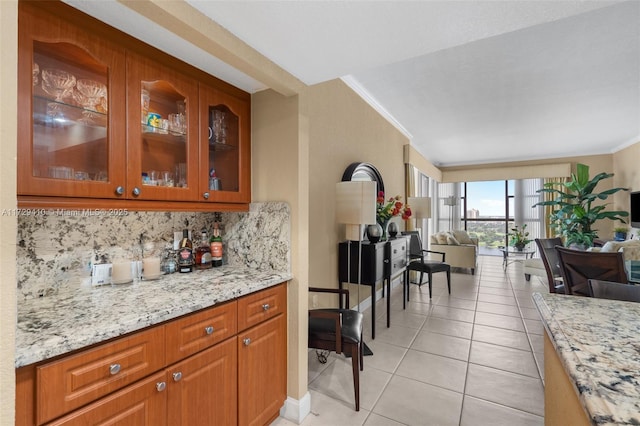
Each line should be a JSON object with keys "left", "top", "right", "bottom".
{"left": 336, "top": 181, "right": 377, "bottom": 311}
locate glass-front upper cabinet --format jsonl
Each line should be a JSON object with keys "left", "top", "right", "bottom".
{"left": 199, "top": 84, "right": 251, "bottom": 203}
{"left": 17, "top": 4, "right": 126, "bottom": 198}
{"left": 127, "top": 54, "right": 198, "bottom": 201}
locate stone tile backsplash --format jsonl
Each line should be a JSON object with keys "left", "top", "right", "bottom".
{"left": 16, "top": 202, "right": 290, "bottom": 300}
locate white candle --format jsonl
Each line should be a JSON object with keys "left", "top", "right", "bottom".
{"left": 143, "top": 257, "right": 161, "bottom": 278}
{"left": 112, "top": 261, "right": 132, "bottom": 284}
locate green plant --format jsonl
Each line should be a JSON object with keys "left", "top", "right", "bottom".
{"left": 508, "top": 224, "right": 531, "bottom": 249}
{"left": 533, "top": 163, "right": 629, "bottom": 248}
{"left": 614, "top": 226, "right": 629, "bottom": 233}
{"left": 376, "top": 191, "right": 412, "bottom": 223}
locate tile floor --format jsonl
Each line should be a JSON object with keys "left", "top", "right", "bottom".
{"left": 272, "top": 254, "right": 547, "bottom": 426}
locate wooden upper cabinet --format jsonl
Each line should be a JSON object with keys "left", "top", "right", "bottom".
{"left": 17, "top": 2, "right": 127, "bottom": 199}
{"left": 199, "top": 83, "right": 251, "bottom": 204}
{"left": 16, "top": 1, "right": 251, "bottom": 210}
{"left": 126, "top": 53, "right": 199, "bottom": 201}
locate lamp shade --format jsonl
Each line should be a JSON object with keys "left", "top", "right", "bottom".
{"left": 336, "top": 181, "right": 376, "bottom": 225}
{"left": 444, "top": 196, "right": 457, "bottom": 206}
{"left": 408, "top": 197, "right": 431, "bottom": 219}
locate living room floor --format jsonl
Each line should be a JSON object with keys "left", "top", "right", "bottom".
{"left": 272, "top": 255, "right": 547, "bottom": 426}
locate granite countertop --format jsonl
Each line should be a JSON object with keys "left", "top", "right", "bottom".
{"left": 16, "top": 266, "right": 292, "bottom": 368}
{"left": 533, "top": 292, "right": 640, "bottom": 425}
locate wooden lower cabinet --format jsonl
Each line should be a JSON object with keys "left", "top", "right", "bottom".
{"left": 167, "top": 338, "right": 237, "bottom": 425}
{"left": 17, "top": 283, "right": 287, "bottom": 426}
{"left": 238, "top": 314, "right": 287, "bottom": 426}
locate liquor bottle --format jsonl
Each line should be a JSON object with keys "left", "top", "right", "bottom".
{"left": 177, "top": 229, "right": 193, "bottom": 273}
{"left": 195, "top": 229, "right": 212, "bottom": 269}
{"left": 210, "top": 223, "right": 223, "bottom": 267}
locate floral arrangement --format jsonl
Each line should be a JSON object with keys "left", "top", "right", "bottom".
{"left": 376, "top": 192, "right": 412, "bottom": 223}
{"left": 508, "top": 224, "right": 532, "bottom": 249}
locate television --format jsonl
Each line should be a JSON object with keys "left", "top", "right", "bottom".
{"left": 631, "top": 191, "right": 640, "bottom": 229}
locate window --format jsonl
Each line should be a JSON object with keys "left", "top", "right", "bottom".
{"left": 438, "top": 179, "right": 544, "bottom": 253}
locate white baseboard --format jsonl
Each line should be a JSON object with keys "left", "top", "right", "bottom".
{"left": 280, "top": 392, "right": 311, "bottom": 424}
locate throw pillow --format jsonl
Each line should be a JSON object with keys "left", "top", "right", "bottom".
{"left": 436, "top": 232, "right": 448, "bottom": 245}
{"left": 430, "top": 235, "right": 438, "bottom": 245}
{"left": 452, "top": 230, "right": 473, "bottom": 245}
{"left": 447, "top": 235, "right": 460, "bottom": 245}
{"left": 600, "top": 241, "right": 621, "bottom": 253}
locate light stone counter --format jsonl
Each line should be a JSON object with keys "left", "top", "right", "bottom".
{"left": 533, "top": 292, "right": 640, "bottom": 425}
{"left": 16, "top": 266, "right": 292, "bottom": 368}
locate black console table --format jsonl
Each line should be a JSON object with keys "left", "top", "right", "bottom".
{"left": 338, "top": 236, "right": 408, "bottom": 339}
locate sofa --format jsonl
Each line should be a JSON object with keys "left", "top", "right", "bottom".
{"left": 430, "top": 230, "right": 478, "bottom": 274}
{"left": 589, "top": 239, "right": 640, "bottom": 260}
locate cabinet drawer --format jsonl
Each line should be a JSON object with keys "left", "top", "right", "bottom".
{"left": 237, "top": 283, "right": 286, "bottom": 332}
{"left": 46, "top": 371, "right": 168, "bottom": 426}
{"left": 165, "top": 300, "right": 237, "bottom": 365}
{"left": 37, "top": 326, "right": 165, "bottom": 425}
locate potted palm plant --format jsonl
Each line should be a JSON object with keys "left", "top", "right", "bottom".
{"left": 534, "top": 163, "right": 629, "bottom": 249}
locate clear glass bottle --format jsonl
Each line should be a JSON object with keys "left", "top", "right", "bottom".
{"left": 195, "top": 229, "right": 212, "bottom": 269}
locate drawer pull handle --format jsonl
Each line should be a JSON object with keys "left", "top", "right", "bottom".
{"left": 173, "top": 372, "right": 183, "bottom": 382}
{"left": 262, "top": 303, "right": 270, "bottom": 311}
{"left": 205, "top": 326, "right": 214, "bottom": 335}
{"left": 109, "top": 364, "right": 121, "bottom": 375}
{"left": 156, "top": 381, "right": 166, "bottom": 392}
{"left": 243, "top": 338, "right": 251, "bottom": 346}
{"left": 115, "top": 186, "right": 124, "bottom": 195}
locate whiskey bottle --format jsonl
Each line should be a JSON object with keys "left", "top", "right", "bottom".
{"left": 177, "top": 229, "right": 193, "bottom": 273}
{"left": 195, "top": 229, "right": 212, "bottom": 269}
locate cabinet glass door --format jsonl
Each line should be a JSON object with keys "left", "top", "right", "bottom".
{"left": 18, "top": 16, "right": 126, "bottom": 199}
{"left": 199, "top": 85, "right": 250, "bottom": 203}
{"left": 127, "top": 55, "right": 198, "bottom": 201}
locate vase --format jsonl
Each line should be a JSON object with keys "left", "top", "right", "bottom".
{"left": 377, "top": 218, "right": 390, "bottom": 241}
{"left": 367, "top": 223, "right": 382, "bottom": 243}
{"left": 388, "top": 222, "right": 398, "bottom": 239}
{"left": 515, "top": 243, "right": 525, "bottom": 251}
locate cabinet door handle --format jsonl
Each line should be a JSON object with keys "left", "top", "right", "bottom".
{"left": 156, "top": 381, "right": 166, "bottom": 392}
{"left": 243, "top": 338, "right": 251, "bottom": 346}
{"left": 204, "top": 326, "right": 214, "bottom": 335}
{"left": 132, "top": 187, "right": 141, "bottom": 196}
{"left": 203, "top": 192, "right": 210, "bottom": 200}
{"left": 115, "top": 186, "right": 124, "bottom": 196}
{"left": 262, "top": 303, "right": 270, "bottom": 311}
{"left": 109, "top": 363, "right": 121, "bottom": 375}
{"left": 172, "top": 372, "right": 183, "bottom": 382}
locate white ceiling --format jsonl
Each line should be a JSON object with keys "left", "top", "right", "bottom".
{"left": 66, "top": 0, "right": 640, "bottom": 168}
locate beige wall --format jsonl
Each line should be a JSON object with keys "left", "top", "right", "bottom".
{"left": 306, "top": 79, "right": 410, "bottom": 305}
{"left": 0, "top": 0, "right": 18, "bottom": 423}
{"left": 251, "top": 89, "right": 309, "bottom": 401}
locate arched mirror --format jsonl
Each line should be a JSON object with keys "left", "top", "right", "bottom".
{"left": 341, "top": 162, "right": 384, "bottom": 195}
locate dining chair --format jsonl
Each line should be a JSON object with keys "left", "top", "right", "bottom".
{"left": 534, "top": 238, "right": 565, "bottom": 293}
{"left": 308, "top": 287, "right": 364, "bottom": 411}
{"left": 401, "top": 231, "right": 451, "bottom": 302}
{"left": 556, "top": 246, "right": 628, "bottom": 296}
{"left": 588, "top": 279, "right": 640, "bottom": 302}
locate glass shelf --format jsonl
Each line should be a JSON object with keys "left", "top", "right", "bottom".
{"left": 33, "top": 95, "right": 107, "bottom": 128}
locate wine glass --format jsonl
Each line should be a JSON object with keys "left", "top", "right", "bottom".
{"left": 212, "top": 110, "right": 226, "bottom": 144}
{"left": 41, "top": 68, "right": 76, "bottom": 102}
